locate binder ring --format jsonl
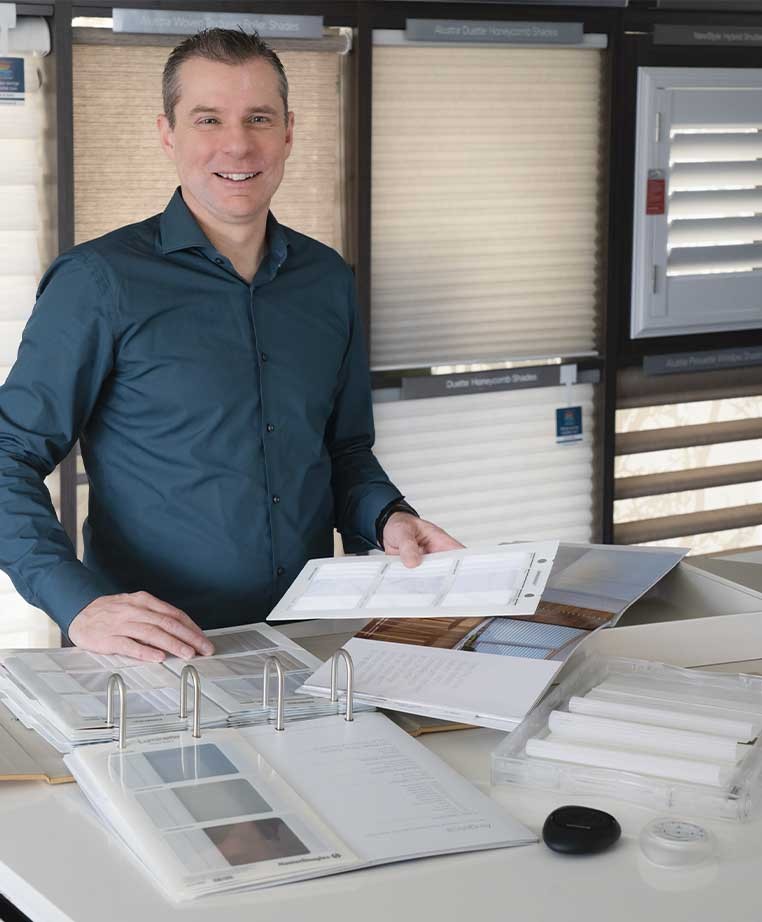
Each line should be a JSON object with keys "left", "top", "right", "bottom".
{"left": 262, "top": 656, "right": 285, "bottom": 731}
{"left": 179, "top": 664, "right": 202, "bottom": 739}
{"left": 106, "top": 673, "right": 127, "bottom": 750}
{"left": 329, "top": 649, "right": 355, "bottom": 722}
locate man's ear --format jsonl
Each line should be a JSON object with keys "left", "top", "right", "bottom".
{"left": 157, "top": 113, "right": 176, "bottom": 162}
{"left": 284, "top": 111, "right": 295, "bottom": 161}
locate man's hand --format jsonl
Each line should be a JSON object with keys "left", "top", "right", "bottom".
{"left": 68, "top": 591, "right": 214, "bottom": 662}
{"left": 382, "top": 512, "right": 464, "bottom": 568}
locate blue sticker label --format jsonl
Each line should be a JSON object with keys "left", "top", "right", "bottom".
{"left": 0, "top": 57, "right": 24, "bottom": 104}
{"left": 556, "top": 406, "right": 583, "bottom": 443}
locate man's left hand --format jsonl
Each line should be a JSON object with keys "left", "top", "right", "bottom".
{"left": 382, "top": 512, "right": 463, "bottom": 567}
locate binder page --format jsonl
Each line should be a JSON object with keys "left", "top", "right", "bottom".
{"left": 1, "top": 651, "right": 227, "bottom": 735}
{"left": 303, "top": 638, "right": 560, "bottom": 731}
{"left": 65, "top": 729, "right": 357, "bottom": 900}
{"left": 163, "top": 624, "right": 323, "bottom": 715}
{"left": 246, "top": 712, "right": 535, "bottom": 863}
{"left": 268, "top": 543, "right": 558, "bottom": 621}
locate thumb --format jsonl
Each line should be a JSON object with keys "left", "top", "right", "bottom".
{"left": 398, "top": 536, "right": 423, "bottom": 568}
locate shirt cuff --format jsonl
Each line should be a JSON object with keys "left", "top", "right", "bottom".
{"left": 34, "top": 560, "right": 120, "bottom": 636}
{"left": 375, "top": 498, "right": 420, "bottom": 550}
{"left": 341, "top": 483, "right": 405, "bottom": 553}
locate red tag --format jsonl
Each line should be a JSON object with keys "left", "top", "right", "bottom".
{"left": 646, "top": 174, "right": 666, "bottom": 216}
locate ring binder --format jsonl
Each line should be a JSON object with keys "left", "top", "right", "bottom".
{"left": 178, "top": 664, "right": 202, "bottom": 739}
{"left": 329, "top": 650, "right": 354, "bottom": 722}
{"left": 105, "top": 674, "right": 127, "bottom": 750}
{"left": 262, "top": 656, "right": 285, "bottom": 731}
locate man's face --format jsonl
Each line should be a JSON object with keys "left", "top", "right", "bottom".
{"left": 158, "top": 56, "right": 294, "bottom": 227}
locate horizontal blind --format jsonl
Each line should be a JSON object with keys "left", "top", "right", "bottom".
{"left": 0, "top": 54, "right": 60, "bottom": 647}
{"left": 372, "top": 385, "right": 597, "bottom": 546}
{"left": 371, "top": 44, "right": 608, "bottom": 369}
{"left": 73, "top": 40, "right": 344, "bottom": 250}
{"left": 615, "top": 367, "right": 762, "bottom": 554}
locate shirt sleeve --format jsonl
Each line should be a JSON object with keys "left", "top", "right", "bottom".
{"left": 326, "top": 267, "right": 405, "bottom": 550}
{"left": 0, "top": 249, "right": 121, "bottom": 634}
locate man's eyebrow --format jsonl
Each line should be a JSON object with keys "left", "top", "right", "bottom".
{"left": 187, "top": 105, "right": 280, "bottom": 117}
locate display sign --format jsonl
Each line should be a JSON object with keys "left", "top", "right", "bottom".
{"left": 112, "top": 9, "right": 323, "bottom": 39}
{"left": 644, "top": 348, "right": 762, "bottom": 376}
{"left": 654, "top": 24, "right": 762, "bottom": 46}
{"left": 406, "top": 19, "right": 584, "bottom": 44}
{"left": 556, "top": 406, "right": 583, "bottom": 444}
{"left": 0, "top": 57, "right": 23, "bottom": 105}
{"left": 401, "top": 365, "right": 598, "bottom": 400}
{"left": 646, "top": 170, "right": 666, "bottom": 216}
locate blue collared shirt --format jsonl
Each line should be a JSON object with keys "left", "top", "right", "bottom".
{"left": 0, "top": 189, "right": 402, "bottom": 632}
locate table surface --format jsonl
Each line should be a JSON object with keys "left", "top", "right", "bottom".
{"left": 1, "top": 623, "right": 762, "bottom": 922}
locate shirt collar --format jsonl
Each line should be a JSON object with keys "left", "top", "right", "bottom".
{"left": 159, "top": 187, "right": 290, "bottom": 266}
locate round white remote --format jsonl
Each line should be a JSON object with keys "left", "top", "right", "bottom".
{"left": 639, "top": 818, "right": 715, "bottom": 868}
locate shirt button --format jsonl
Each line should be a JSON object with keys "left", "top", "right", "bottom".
{"left": 214, "top": 257, "right": 224, "bottom": 265}
{"left": 261, "top": 352, "right": 269, "bottom": 362}
{"left": 272, "top": 495, "right": 280, "bottom": 504}
{"left": 276, "top": 566, "right": 285, "bottom": 576}
{"left": 266, "top": 423, "right": 275, "bottom": 433}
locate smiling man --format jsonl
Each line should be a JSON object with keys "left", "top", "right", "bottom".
{"left": 0, "top": 29, "right": 461, "bottom": 661}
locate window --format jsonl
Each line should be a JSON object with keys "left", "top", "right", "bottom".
{"left": 631, "top": 67, "right": 762, "bottom": 339}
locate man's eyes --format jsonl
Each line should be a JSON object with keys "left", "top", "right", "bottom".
{"left": 194, "top": 116, "right": 271, "bottom": 126}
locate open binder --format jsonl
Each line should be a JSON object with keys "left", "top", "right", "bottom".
{"left": 65, "top": 652, "right": 535, "bottom": 900}
{"left": 0, "top": 624, "right": 366, "bottom": 751}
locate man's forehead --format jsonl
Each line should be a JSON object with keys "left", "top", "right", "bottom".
{"left": 174, "top": 57, "right": 280, "bottom": 104}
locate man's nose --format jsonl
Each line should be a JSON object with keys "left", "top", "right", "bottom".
{"left": 220, "top": 124, "right": 256, "bottom": 157}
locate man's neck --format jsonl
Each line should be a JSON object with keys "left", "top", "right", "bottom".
{"left": 182, "top": 188, "right": 268, "bottom": 284}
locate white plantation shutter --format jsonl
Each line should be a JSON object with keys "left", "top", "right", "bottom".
{"left": 373, "top": 385, "right": 597, "bottom": 546}
{"left": 370, "top": 37, "right": 608, "bottom": 369}
{"left": 0, "top": 52, "right": 60, "bottom": 647}
{"left": 631, "top": 68, "right": 762, "bottom": 338}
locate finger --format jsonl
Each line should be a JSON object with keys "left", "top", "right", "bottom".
{"left": 130, "top": 607, "right": 213, "bottom": 655}
{"left": 398, "top": 537, "right": 423, "bottom": 568}
{"left": 113, "top": 636, "right": 167, "bottom": 663}
{"left": 128, "top": 592, "right": 210, "bottom": 640}
{"left": 124, "top": 621, "right": 200, "bottom": 659}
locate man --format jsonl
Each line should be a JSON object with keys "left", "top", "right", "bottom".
{"left": 0, "top": 29, "right": 460, "bottom": 663}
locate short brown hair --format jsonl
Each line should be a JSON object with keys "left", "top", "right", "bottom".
{"left": 162, "top": 28, "right": 289, "bottom": 128}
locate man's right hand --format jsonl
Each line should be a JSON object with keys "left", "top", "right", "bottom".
{"left": 68, "top": 591, "right": 214, "bottom": 662}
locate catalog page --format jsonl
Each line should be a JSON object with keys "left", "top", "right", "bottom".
{"left": 302, "top": 544, "right": 687, "bottom": 730}
{"left": 268, "top": 543, "right": 558, "bottom": 621}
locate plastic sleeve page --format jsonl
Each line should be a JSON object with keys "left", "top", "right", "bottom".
{"left": 162, "top": 624, "right": 323, "bottom": 715}
{"left": 2, "top": 650, "right": 229, "bottom": 731}
{"left": 268, "top": 543, "right": 558, "bottom": 621}
{"left": 64, "top": 729, "right": 357, "bottom": 900}
{"left": 244, "top": 713, "right": 535, "bottom": 864}
{"left": 302, "top": 638, "right": 561, "bottom": 730}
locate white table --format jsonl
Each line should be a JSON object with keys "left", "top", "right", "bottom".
{"left": 1, "top": 622, "right": 761, "bottom": 921}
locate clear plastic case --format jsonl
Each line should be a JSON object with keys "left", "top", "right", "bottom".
{"left": 491, "top": 654, "right": 762, "bottom": 822}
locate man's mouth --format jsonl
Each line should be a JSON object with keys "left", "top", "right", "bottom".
{"left": 214, "top": 172, "right": 262, "bottom": 183}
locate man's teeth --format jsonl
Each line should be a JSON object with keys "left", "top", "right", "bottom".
{"left": 217, "top": 172, "right": 257, "bottom": 181}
